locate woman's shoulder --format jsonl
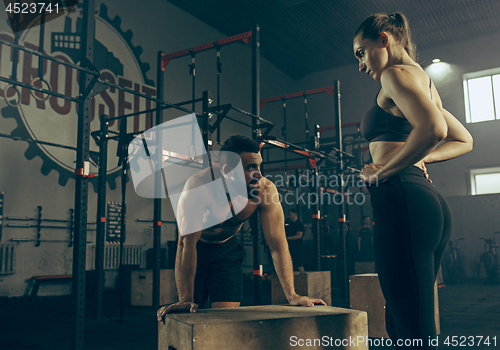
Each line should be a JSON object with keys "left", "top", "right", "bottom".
{"left": 381, "top": 65, "right": 432, "bottom": 97}
{"left": 381, "top": 65, "right": 420, "bottom": 84}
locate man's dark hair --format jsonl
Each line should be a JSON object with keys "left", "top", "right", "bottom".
{"left": 289, "top": 208, "right": 298, "bottom": 215}
{"left": 219, "top": 135, "right": 260, "bottom": 168}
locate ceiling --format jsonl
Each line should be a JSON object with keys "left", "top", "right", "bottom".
{"left": 165, "top": 0, "right": 500, "bottom": 79}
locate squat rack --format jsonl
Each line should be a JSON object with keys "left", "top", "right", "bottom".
{"left": 91, "top": 25, "right": 270, "bottom": 311}
{"left": 259, "top": 82, "right": 355, "bottom": 299}
{"left": 158, "top": 24, "right": 273, "bottom": 306}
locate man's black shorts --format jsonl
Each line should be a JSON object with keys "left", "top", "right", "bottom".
{"left": 194, "top": 235, "right": 245, "bottom": 304}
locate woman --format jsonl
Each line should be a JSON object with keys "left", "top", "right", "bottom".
{"left": 353, "top": 13, "right": 472, "bottom": 349}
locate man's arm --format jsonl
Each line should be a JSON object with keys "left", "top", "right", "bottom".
{"left": 260, "top": 180, "right": 326, "bottom": 306}
{"left": 176, "top": 231, "right": 201, "bottom": 302}
{"left": 157, "top": 177, "right": 206, "bottom": 320}
{"left": 286, "top": 230, "right": 303, "bottom": 240}
{"left": 157, "top": 231, "right": 201, "bottom": 320}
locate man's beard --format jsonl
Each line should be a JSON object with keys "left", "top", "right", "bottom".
{"left": 247, "top": 185, "right": 260, "bottom": 199}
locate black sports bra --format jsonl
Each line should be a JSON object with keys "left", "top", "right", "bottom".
{"left": 360, "top": 79, "right": 432, "bottom": 142}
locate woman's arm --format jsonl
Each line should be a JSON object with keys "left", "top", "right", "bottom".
{"left": 369, "top": 68, "right": 448, "bottom": 182}
{"left": 423, "top": 108, "right": 473, "bottom": 163}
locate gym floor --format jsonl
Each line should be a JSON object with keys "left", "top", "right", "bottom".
{"left": 0, "top": 278, "right": 498, "bottom": 350}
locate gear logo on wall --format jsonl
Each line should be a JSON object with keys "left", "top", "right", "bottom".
{"left": 1, "top": 4, "right": 156, "bottom": 190}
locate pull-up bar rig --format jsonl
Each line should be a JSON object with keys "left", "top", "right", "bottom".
{"left": 0, "top": 37, "right": 100, "bottom": 105}
{"left": 260, "top": 128, "right": 354, "bottom": 275}
{"left": 91, "top": 25, "right": 267, "bottom": 311}
{"left": 260, "top": 85, "right": 337, "bottom": 176}
{"left": 260, "top": 85, "right": 334, "bottom": 108}
{"left": 316, "top": 121, "right": 370, "bottom": 175}
{"left": 91, "top": 80, "right": 213, "bottom": 323}
{"left": 208, "top": 104, "right": 274, "bottom": 141}
{"left": 1, "top": 2, "right": 259, "bottom": 344}
{"left": 1, "top": 1, "right": 226, "bottom": 336}
{"left": 259, "top": 81, "right": 352, "bottom": 299}
{"left": 260, "top": 86, "right": 335, "bottom": 139}
{"left": 161, "top": 30, "right": 252, "bottom": 144}
{"left": 159, "top": 25, "right": 268, "bottom": 306}
{"left": 92, "top": 87, "right": 212, "bottom": 324}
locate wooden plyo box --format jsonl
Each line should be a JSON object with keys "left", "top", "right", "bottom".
{"left": 349, "top": 273, "right": 440, "bottom": 338}
{"left": 130, "top": 269, "right": 177, "bottom": 306}
{"left": 159, "top": 305, "right": 368, "bottom": 350}
{"left": 271, "top": 271, "right": 331, "bottom": 306}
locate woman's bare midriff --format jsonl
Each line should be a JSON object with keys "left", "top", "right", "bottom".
{"left": 369, "top": 141, "right": 424, "bottom": 170}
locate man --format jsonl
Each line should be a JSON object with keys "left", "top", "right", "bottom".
{"left": 357, "top": 216, "right": 374, "bottom": 262}
{"left": 157, "top": 135, "right": 325, "bottom": 320}
{"left": 285, "top": 209, "right": 305, "bottom": 272}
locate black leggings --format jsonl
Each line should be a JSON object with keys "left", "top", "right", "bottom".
{"left": 370, "top": 166, "right": 452, "bottom": 349}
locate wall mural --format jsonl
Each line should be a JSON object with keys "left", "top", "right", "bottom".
{"left": 1, "top": 4, "right": 156, "bottom": 190}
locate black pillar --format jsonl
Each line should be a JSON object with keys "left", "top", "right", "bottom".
{"left": 71, "top": 0, "right": 95, "bottom": 348}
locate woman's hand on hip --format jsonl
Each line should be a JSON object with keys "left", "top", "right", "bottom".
{"left": 360, "top": 163, "right": 383, "bottom": 184}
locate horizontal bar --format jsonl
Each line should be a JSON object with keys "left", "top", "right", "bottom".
{"left": 260, "top": 85, "right": 335, "bottom": 108}
{"left": 230, "top": 106, "right": 274, "bottom": 125}
{"left": 6, "top": 216, "right": 70, "bottom": 223}
{"left": 161, "top": 31, "right": 252, "bottom": 68}
{"left": 262, "top": 137, "right": 354, "bottom": 161}
{"left": 0, "top": 132, "right": 78, "bottom": 150}
{"left": 265, "top": 164, "right": 361, "bottom": 177}
{"left": 163, "top": 150, "right": 203, "bottom": 164}
{"left": 0, "top": 76, "right": 81, "bottom": 103}
{"left": 107, "top": 120, "right": 200, "bottom": 141}
{"left": 346, "top": 167, "right": 361, "bottom": 173}
{"left": 8, "top": 224, "right": 70, "bottom": 229}
{"left": 0, "top": 133, "right": 99, "bottom": 157}
{"left": 261, "top": 138, "right": 313, "bottom": 157}
{"left": 31, "top": 275, "right": 72, "bottom": 280}
{"left": 136, "top": 219, "right": 177, "bottom": 224}
{"left": 264, "top": 164, "right": 306, "bottom": 172}
{"left": 261, "top": 157, "right": 305, "bottom": 165}
{"left": 101, "top": 80, "right": 198, "bottom": 121}
{"left": 322, "top": 148, "right": 355, "bottom": 160}
{"left": 114, "top": 97, "right": 203, "bottom": 120}
{"left": 104, "top": 135, "right": 120, "bottom": 141}
{"left": 11, "top": 238, "right": 94, "bottom": 243}
{"left": 0, "top": 38, "right": 99, "bottom": 76}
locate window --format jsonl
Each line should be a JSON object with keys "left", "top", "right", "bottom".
{"left": 463, "top": 68, "right": 500, "bottom": 123}
{"left": 469, "top": 167, "right": 500, "bottom": 195}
